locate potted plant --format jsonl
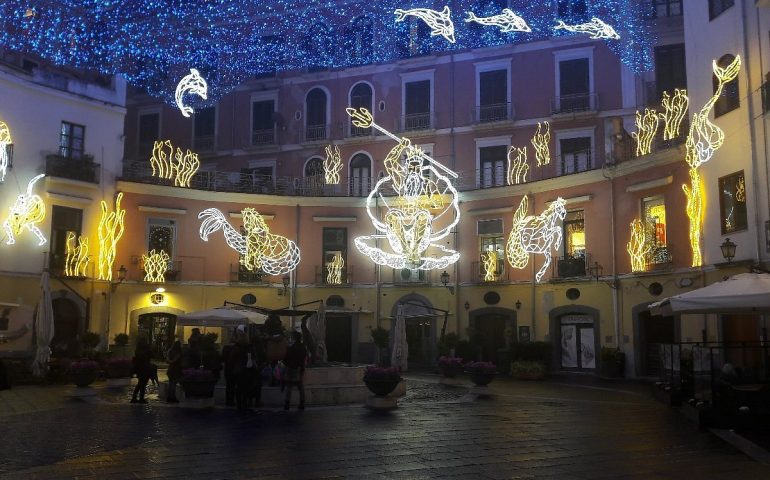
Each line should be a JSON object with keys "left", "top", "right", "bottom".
{"left": 465, "top": 361, "right": 497, "bottom": 386}
{"left": 510, "top": 360, "right": 546, "bottom": 380}
{"left": 599, "top": 347, "right": 625, "bottom": 378}
{"left": 113, "top": 333, "right": 129, "bottom": 347}
{"left": 69, "top": 360, "right": 99, "bottom": 387}
{"left": 180, "top": 367, "right": 217, "bottom": 398}
{"left": 370, "top": 327, "right": 390, "bottom": 366}
{"left": 363, "top": 365, "right": 401, "bottom": 396}
{"left": 437, "top": 356, "right": 464, "bottom": 378}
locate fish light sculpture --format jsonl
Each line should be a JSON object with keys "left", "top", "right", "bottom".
{"left": 394, "top": 6, "right": 456, "bottom": 43}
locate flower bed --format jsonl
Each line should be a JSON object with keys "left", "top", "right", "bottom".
{"left": 465, "top": 361, "right": 497, "bottom": 387}
{"left": 363, "top": 366, "right": 401, "bottom": 396}
{"left": 69, "top": 360, "right": 99, "bottom": 387}
{"left": 510, "top": 360, "right": 546, "bottom": 380}
{"left": 437, "top": 356, "right": 463, "bottom": 378}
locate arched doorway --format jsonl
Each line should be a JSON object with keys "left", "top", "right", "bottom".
{"left": 51, "top": 297, "right": 81, "bottom": 357}
{"left": 137, "top": 313, "right": 177, "bottom": 359}
{"left": 549, "top": 305, "right": 600, "bottom": 372}
{"left": 469, "top": 307, "right": 517, "bottom": 362}
{"left": 391, "top": 294, "right": 438, "bottom": 367}
{"left": 632, "top": 303, "right": 678, "bottom": 377}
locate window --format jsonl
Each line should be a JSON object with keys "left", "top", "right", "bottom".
{"left": 59, "top": 122, "right": 85, "bottom": 159}
{"left": 349, "top": 83, "right": 373, "bottom": 136}
{"left": 557, "top": 0, "right": 587, "bottom": 18}
{"left": 251, "top": 99, "right": 275, "bottom": 145}
{"left": 480, "top": 235, "right": 505, "bottom": 280}
{"left": 719, "top": 171, "right": 747, "bottom": 234}
{"left": 479, "top": 145, "right": 507, "bottom": 188}
{"left": 49, "top": 206, "right": 83, "bottom": 275}
{"left": 305, "top": 88, "right": 328, "bottom": 141}
{"left": 193, "top": 107, "right": 216, "bottom": 150}
{"left": 323, "top": 228, "right": 347, "bottom": 284}
{"left": 654, "top": 44, "right": 687, "bottom": 103}
{"left": 709, "top": 0, "right": 734, "bottom": 20}
{"left": 558, "top": 137, "right": 592, "bottom": 175}
{"left": 478, "top": 69, "right": 509, "bottom": 122}
{"left": 302, "top": 157, "right": 325, "bottom": 195}
{"left": 642, "top": 196, "right": 671, "bottom": 265}
{"left": 147, "top": 218, "right": 176, "bottom": 260}
{"left": 558, "top": 58, "right": 591, "bottom": 112}
{"left": 349, "top": 153, "right": 372, "bottom": 197}
{"left": 714, "top": 54, "right": 739, "bottom": 117}
{"left": 558, "top": 210, "right": 586, "bottom": 277}
{"left": 404, "top": 79, "right": 432, "bottom": 130}
{"left": 137, "top": 112, "right": 159, "bottom": 157}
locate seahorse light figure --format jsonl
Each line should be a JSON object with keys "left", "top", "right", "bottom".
{"left": 3, "top": 174, "right": 46, "bottom": 246}
{"left": 507, "top": 146, "right": 528, "bottom": 185}
{"left": 323, "top": 144, "right": 342, "bottom": 185}
{"left": 531, "top": 121, "right": 551, "bottom": 167}
{"left": 198, "top": 207, "right": 300, "bottom": 275}
{"left": 394, "top": 6, "right": 456, "bottom": 43}
{"left": 64, "top": 232, "right": 90, "bottom": 277}
{"left": 506, "top": 196, "right": 566, "bottom": 283}
{"left": 627, "top": 219, "right": 651, "bottom": 272}
{"left": 175, "top": 68, "right": 208, "bottom": 118}
{"left": 632, "top": 108, "right": 660, "bottom": 157}
{"left": 554, "top": 17, "right": 620, "bottom": 40}
{"left": 0, "top": 121, "right": 11, "bottom": 182}
{"left": 660, "top": 89, "right": 689, "bottom": 141}
{"left": 482, "top": 250, "right": 498, "bottom": 282}
{"left": 464, "top": 9, "right": 531, "bottom": 33}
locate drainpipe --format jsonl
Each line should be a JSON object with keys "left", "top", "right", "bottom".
{"left": 292, "top": 204, "right": 299, "bottom": 314}
{"left": 531, "top": 253, "right": 536, "bottom": 340}
{"left": 602, "top": 163, "right": 620, "bottom": 348}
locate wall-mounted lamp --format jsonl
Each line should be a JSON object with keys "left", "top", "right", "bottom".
{"left": 464, "top": 300, "right": 470, "bottom": 311}
{"left": 515, "top": 300, "right": 522, "bottom": 310}
{"left": 588, "top": 261, "right": 603, "bottom": 282}
{"left": 720, "top": 237, "right": 737, "bottom": 263}
{"left": 440, "top": 270, "right": 455, "bottom": 295}
{"left": 282, "top": 274, "right": 290, "bottom": 295}
{"left": 110, "top": 265, "right": 127, "bottom": 293}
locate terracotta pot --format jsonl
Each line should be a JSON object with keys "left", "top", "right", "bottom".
{"left": 364, "top": 377, "right": 401, "bottom": 396}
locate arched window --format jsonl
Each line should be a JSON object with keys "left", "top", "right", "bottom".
{"left": 350, "top": 16, "right": 374, "bottom": 64}
{"left": 349, "top": 153, "right": 372, "bottom": 197}
{"left": 302, "top": 157, "right": 325, "bottom": 195}
{"left": 305, "top": 157, "right": 324, "bottom": 177}
{"left": 349, "top": 82, "right": 373, "bottom": 137}
{"left": 714, "top": 54, "right": 739, "bottom": 117}
{"left": 305, "top": 88, "right": 327, "bottom": 141}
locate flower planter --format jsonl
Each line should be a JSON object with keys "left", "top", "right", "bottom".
{"left": 467, "top": 371, "right": 496, "bottom": 387}
{"left": 180, "top": 378, "right": 217, "bottom": 398}
{"left": 71, "top": 370, "right": 97, "bottom": 388}
{"left": 363, "top": 377, "right": 401, "bottom": 397}
{"left": 439, "top": 363, "right": 463, "bottom": 378}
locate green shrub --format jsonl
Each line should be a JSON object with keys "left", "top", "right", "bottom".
{"left": 510, "top": 360, "right": 546, "bottom": 380}
{"left": 81, "top": 331, "right": 101, "bottom": 351}
{"left": 370, "top": 327, "right": 389, "bottom": 348}
{"left": 455, "top": 340, "right": 476, "bottom": 362}
{"left": 510, "top": 342, "right": 552, "bottom": 367}
{"left": 113, "top": 333, "right": 129, "bottom": 347}
{"left": 437, "top": 332, "right": 460, "bottom": 356}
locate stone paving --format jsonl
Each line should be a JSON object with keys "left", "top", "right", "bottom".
{"left": 0, "top": 375, "right": 768, "bottom": 479}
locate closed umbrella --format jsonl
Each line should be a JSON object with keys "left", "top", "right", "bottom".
{"left": 32, "top": 271, "right": 54, "bottom": 378}
{"left": 391, "top": 304, "right": 408, "bottom": 371}
{"left": 308, "top": 302, "right": 327, "bottom": 363}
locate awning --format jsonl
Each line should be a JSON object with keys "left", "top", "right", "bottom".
{"left": 649, "top": 273, "right": 770, "bottom": 316}
{"left": 176, "top": 307, "right": 268, "bottom": 327}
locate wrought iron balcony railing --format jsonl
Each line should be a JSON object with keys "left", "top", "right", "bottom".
{"left": 472, "top": 103, "right": 513, "bottom": 124}
{"left": 552, "top": 93, "right": 597, "bottom": 114}
{"left": 193, "top": 135, "right": 215, "bottom": 151}
{"left": 471, "top": 260, "right": 509, "bottom": 283}
{"left": 399, "top": 112, "right": 434, "bottom": 132}
{"left": 251, "top": 128, "right": 276, "bottom": 146}
{"left": 45, "top": 154, "right": 100, "bottom": 184}
{"left": 304, "top": 124, "right": 329, "bottom": 142}
{"left": 554, "top": 254, "right": 588, "bottom": 278}
{"left": 229, "top": 264, "right": 268, "bottom": 284}
{"left": 316, "top": 265, "right": 352, "bottom": 285}
{"left": 391, "top": 267, "right": 431, "bottom": 284}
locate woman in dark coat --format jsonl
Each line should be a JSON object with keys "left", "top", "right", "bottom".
{"left": 165, "top": 340, "right": 182, "bottom": 403}
{"left": 131, "top": 339, "right": 152, "bottom": 403}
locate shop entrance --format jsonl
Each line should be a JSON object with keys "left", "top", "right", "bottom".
{"left": 137, "top": 313, "right": 176, "bottom": 359}
{"left": 560, "top": 314, "right": 596, "bottom": 370}
{"left": 51, "top": 297, "right": 81, "bottom": 357}
{"left": 325, "top": 314, "right": 352, "bottom": 362}
{"left": 637, "top": 310, "right": 675, "bottom": 376}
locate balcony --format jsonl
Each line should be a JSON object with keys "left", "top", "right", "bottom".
{"left": 133, "top": 255, "right": 182, "bottom": 282}
{"left": 552, "top": 93, "right": 597, "bottom": 115}
{"left": 646, "top": 245, "right": 673, "bottom": 271}
{"left": 45, "top": 154, "right": 100, "bottom": 184}
{"left": 304, "top": 124, "right": 328, "bottom": 143}
{"left": 472, "top": 103, "right": 513, "bottom": 124}
{"left": 193, "top": 135, "right": 215, "bottom": 151}
{"left": 554, "top": 255, "right": 588, "bottom": 278}
{"left": 391, "top": 268, "right": 431, "bottom": 284}
{"left": 230, "top": 264, "right": 267, "bottom": 284}
{"left": 399, "top": 112, "right": 434, "bottom": 132}
{"left": 316, "top": 265, "right": 352, "bottom": 285}
{"left": 251, "top": 128, "right": 276, "bottom": 146}
{"left": 344, "top": 122, "right": 374, "bottom": 139}
{"left": 471, "top": 260, "right": 509, "bottom": 283}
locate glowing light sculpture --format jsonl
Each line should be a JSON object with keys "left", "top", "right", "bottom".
{"left": 506, "top": 196, "right": 566, "bottom": 283}
{"left": 198, "top": 207, "right": 300, "bottom": 275}
{"left": 507, "top": 146, "right": 528, "bottom": 185}
{"left": 326, "top": 252, "right": 344, "bottom": 285}
{"left": 150, "top": 140, "right": 200, "bottom": 187}
{"left": 464, "top": 9, "right": 531, "bottom": 33}
{"left": 660, "top": 89, "right": 689, "bottom": 141}
{"left": 347, "top": 107, "right": 460, "bottom": 270}
{"left": 175, "top": 68, "right": 208, "bottom": 118}
{"left": 394, "top": 6, "right": 456, "bottom": 43}
{"left": 0, "top": 121, "right": 11, "bottom": 182}
{"left": 323, "top": 144, "right": 342, "bottom": 185}
{"left": 142, "top": 249, "right": 170, "bottom": 283}
{"left": 97, "top": 192, "right": 126, "bottom": 281}
{"left": 682, "top": 168, "right": 704, "bottom": 267}
{"left": 736, "top": 177, "right": 746, "bottom": 203}
{"left": 64, "top": 232, "right": 90, "bottom": 277}
{"left": 3, "top": 174, "right": 46, "bottom": 246}
{"left": 627, "top": 219, "right": 651, "bottom": 272}
{"left": 482, "top": 250, "right": 498, "bottom": 282}
{"left": 531, "top": 122, "right": 551, "bottom": 167}
{"left": 554, "top": 17, "right": 620, "bottom": 40}
{"left": 632, "top": 108, "right": 659, "bottom": 157}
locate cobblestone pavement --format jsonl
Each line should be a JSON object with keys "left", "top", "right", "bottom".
{"left": 0, "top": 375, "right": 767, "bottom": 479}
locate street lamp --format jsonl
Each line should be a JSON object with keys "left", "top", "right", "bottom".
{"left": 515, "top": 300, "right": 522, "bottom": 310}
{"left": 464, "top": 300, "right": 470, "bottom": 311}
{"left": 281, "top": 274, "right": 290, "bottom": 294}
{"left": 110, "top": 265, "right": 127, "bottom": 292}
{"left": 720, "top": 238, "right": 737, "bottom": 263}
{"left": 440, "top": 270, "right": 454, "bottom": 295}
{"left": 588, "top": 261, "right": 603, "bottom": 282}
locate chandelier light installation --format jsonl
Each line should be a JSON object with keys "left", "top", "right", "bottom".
{"left": 150, "top": 140, "right": 201, "bottom": 188}
{"left": 531, "top": 121, "right": 551, "bottom": 167}
{"left": 347, "top": 107, "right": 460, "bottom": 270}
{"left": 506, "top": 196, "right": 566, "bottom": 283}
{"left": 660, "top": 89, "right": 689, "bottom": 141}
{"left": 0, "top": 120, "right": 11, "bottom": 182}
{"left": 394, "top": 6, "right": 456, "bottom": 43}
{"left": 142, "top": 250, "right": 170, "bottom": 283}
{"left": 554, "top": 17, "right": 620, "bottom": 40}
{"left": 174, "top": 68, "right": 208, "bottom": 118}
{"left": 3, "top": 174, "right": 46, "bottom": 246}
{"left": 632, "top": 108, "right": 659, "bottom": 157}
{"left": 97, "top": 192, "right": 126, "bottom": 281}
{"left": 507, "top": 146, "right": 528, "bottom": 185}
{"left": 626, "top": 219, "right": 651, "bottom": 272}
{"left": 323, "top": 144, "right": 342, "bottom": 185}
{"left": 464, "top": 8, "right": 531, "bottom": 33}
{"left": 64, "top": 232, "right": 90, "bottom": 277}
{"left": 198, "top": 208, "right": 300, "bottom": 275}
{"left": 326, "top": 252, "right": 345, "bottom": 285}
{"left": 482, "top": 250, "right": 498, "bottom": 282}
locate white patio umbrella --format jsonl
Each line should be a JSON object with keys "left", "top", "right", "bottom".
{"left": 391, "top": 303, "right": 408, "bottom": 371}
{"left": 308, "top": 302, "right": 327, "bottom": 363}
{"left": 649, "top": 273, "right": 770, "bottom": 315}
{"left": 32, "top": 271, "right": 54, "bottom": 378}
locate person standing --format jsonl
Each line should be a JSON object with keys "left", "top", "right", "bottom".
{"left": 165, "top": 340, "right": 182, "bottom": 403}
{"left": 222, "top": 334, "right": 238, "bottom": 407}
{"left": 283, "top": 331, "right": 307, "bottom": 411}
{"left": 131, "top": 338, "right": 152, "bottom": 404}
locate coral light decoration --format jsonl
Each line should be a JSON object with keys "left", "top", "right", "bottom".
{"left": 142, "top": 250, "right": 170, "bottom": 283}
{"left": 554, "top": 17, "right": 620, "bottom": 40}
{"left": 464, "top": 9, "right": 531, "bottom": 33}
{"left": 531, "top": 121, "right": 551, "bottom": 167}
{"left": 660, "top": 89, "right": 689, "bottom": 141}
{"left": 3, "top": 174, "right": 46, "bottom": 246}
{"left": 682, "top": 168, "right": 703, "bottom": 268}
{"left": 97, "top": 192, "right": 126, "bottom": 281}
{"left": 150, "top": 140, "right": 201, "bottom": 187}
{"left": 323, "top": 144, "right": 342, "bottom": 185}
{"left": 506, "top": 196, "right": 566, "bottom": 283}
{"left": 198, "top": 208, "right": 300, "bottom": 275}
{"left": 0, "top": 120, "right": 12, "bottom": 182}
{"left": 64, "top": 232, "right": 90, "bottom": 277}
{"left": 326, "top": 252, "right": 344, "bottom": 285}
{"left": 507, "top": 146, "right": 528, "bottom": 185}
{"left": 482, "top": 250, "right": 498, "bottom": 282}
{"left": 632, "top": 108, "right": 659, "bottom": 157}
{"left": 347, "top": 107, "right": 460, "bottom": 270}
{"left": 627, "top": 219, "right": 651, "bottom": 272}
{"left": 175, "top": 68, "right": 208, "bottom": 118}
{"left": 394, "top": 6, "right": 456, "bottom": 43}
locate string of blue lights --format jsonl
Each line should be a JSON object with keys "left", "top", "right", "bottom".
{"left": 0, "top": 1, "right": 655, "bottom": 104}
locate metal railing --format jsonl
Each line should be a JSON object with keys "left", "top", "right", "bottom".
{"left": 552, "top": 93, "right": 597, "bottom": 114}
{"left": 229, "top": 264, "right": 268, "bottom": 284}
{"left": 316, "top": 265, "right": 352, "bottom": 285}
{"left": 193, "top": 135, "right": 215, "bottom": 151}
{"left": 251, "top": 128, "right": 276, "bottom": 146}
{"left": 471, "top": 260, "right": 509, "bottom": 283}
{"left": 554, "top": 254, "right": 588, "bottom": 278}
{"left": 304, "top": 124, "right": 328, "bottom": 142}
{"left": 399, "top": 112, "right": 434, "bottom": 132}
{"left": 391, "top": 268, "right": 432, "bottom": 284}
{"left": 472, "top": 103, "right": 513, "bottom": 123}
{"left": 344, "top": 122, "right": 374, "bottom": 138}
{"left": 45, "top": 154, "right": 100, "bottom": 184}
